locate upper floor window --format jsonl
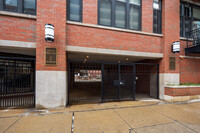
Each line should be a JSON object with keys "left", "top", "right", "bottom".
{"left": 67, "top": 0, "right": 82, "bottom": 22}
{"left": 0, "top": 0, "right": 36, "bottom": 15}
{"left": 23, "top": 0, "right": 36, "bottom": 15}
{"left": 98, "top": 0, "right": 141, "bottom": 31}
{"left": 180, "top": 2, "right": 200, "bottom": 37}
{"left": 153, "top": 0, "right": 162, "bottom": 34}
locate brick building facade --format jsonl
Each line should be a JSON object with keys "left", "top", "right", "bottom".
{"left": 0, "top": 0, "right": 200, "bottom": 108}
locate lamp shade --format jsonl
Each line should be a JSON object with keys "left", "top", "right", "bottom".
{"left": 172, "top": 41, "right": 180, "bottom": 53}
{"left": 45, "top": 24, "right": 54, "bottom": 42}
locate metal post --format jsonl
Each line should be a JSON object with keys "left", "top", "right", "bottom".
{"left": 157, "top": 64, "right": 159, "bottom": 99}
{"left": 67, "top": 60, "right": 70, "bottom": 105}
{"left": 133, "top": 64, "right": 136, "bottom": 100}
{"left": 34, "top": 59, "right": 36, "bottom": 107}
{"left": 101, "top": 64, "right": 104, "bottom": 103}
{"left": 118, "top": 64, "right": 121, "bottom": 100}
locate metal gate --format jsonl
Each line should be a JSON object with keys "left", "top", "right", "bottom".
{"left": 103, "top": 64, "right": 134, "bottom": 101}
{"left": 68, "top": 61, "right": 159, "bottom": 104}
{"left": 0, "top": 57, "right": 35, "bottom": 108}
{"left": 135, "top": 63, "right": 159, "bottom": 99}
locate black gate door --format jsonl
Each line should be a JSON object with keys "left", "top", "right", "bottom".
{"left": 68, "top": 61, "right": 159, "bottom": 104}
{"left": 120, "top": 65, "right": 134, "bottom": 100}
{"left": 103, "top": 64, "right": 119, "bottom": 101}
{"left": 103, "top": 64, "right": 134, "bottom": 101}
{"left": 0, "top": 57, "right": 35, "bottom": 108}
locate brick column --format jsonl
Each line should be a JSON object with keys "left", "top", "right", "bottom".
{"left": 159, "top": 0, "right": 180, "bottom": 99}
{"left": 142, "top": 0, "right": 153, "bottom": 33}
{"left": 36, "top": 0, "right": 67, "bottom": 108}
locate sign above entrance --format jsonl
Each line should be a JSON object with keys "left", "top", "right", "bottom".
{"left": 45, "top": 47, "right": 57, "bottom": 66}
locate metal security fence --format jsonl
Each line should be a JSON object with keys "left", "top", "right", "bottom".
{"left": 135, "top": 63, "right": 159, "bottom": 99}
{"left": 103, "top": 64, "right": 134, "bottom": 101}
{"left": 68, "top": 62, "right": 102, "bottom": 104}
{"left": 68, "top": 61, "right": 159, "bottom": 104}
{"left": 0, "top": 57, "right": 35, "bottom": 108}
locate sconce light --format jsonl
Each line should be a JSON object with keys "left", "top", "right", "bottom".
{"left": 180, "top": 56, "right": 184, "bottom": 60}
{"left": 45, "top": 24, "right": 54, "bottom": 42}
{"left": 172, "top": 41, "right": 180, "bottom": 53}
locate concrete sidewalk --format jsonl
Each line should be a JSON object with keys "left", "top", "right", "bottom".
{"left": 0, "top": 100, "right": 200, "bottom": 133}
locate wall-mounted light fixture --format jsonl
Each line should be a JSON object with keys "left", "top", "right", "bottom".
{"left": 172, "top": 41, "right": 180, "bottom": 53}
{"left": 180, "top": 56, "right": 184, "bottom": 60}
{"left": 45, "top": 24, "right": 54, "bottom": 42}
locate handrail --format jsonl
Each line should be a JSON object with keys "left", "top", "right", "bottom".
{"left": 186, "top": 28, "right": 200, "bottom": 48}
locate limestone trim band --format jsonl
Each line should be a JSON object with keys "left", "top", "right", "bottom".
{"left": 0, "top": 11, "right": 36, "bottom": 19}
{"left": 166, "top": 85, "right": 200, "bottom": 88}
{"left": 66, "top": 46, "right": 163, "bottom": 59}
{"left": 67, "top": 21, "right": 163, "bottom": 38}
{"left": 180, "top": 55, "right": 200, "bottom": 60}
{"left": 0, "top": 40, "right": 36, "bottom": 49}
{"left": 164, "top": 95, "right": 200, "bottom": 103}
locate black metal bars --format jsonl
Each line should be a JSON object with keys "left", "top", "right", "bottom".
{"left": 68, "top": 61, "right": 159, "bottom": 104}
{"left": 0, "top": 57, "right": 35, "bottom": 108}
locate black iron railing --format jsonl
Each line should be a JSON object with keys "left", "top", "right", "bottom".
{"left": 186, "top": 28, "right": 200, "bottom": 48}
{"left": 0, "top": 57, "right": 35, "bottom": 108}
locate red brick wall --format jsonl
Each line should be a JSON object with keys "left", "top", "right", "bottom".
{"left": 165, "top": 87, "right": 200, "bottom": 96}
{"left": 180, "top": 40, "right": 187, "bottom": 56}
{"left": 142, "top": 0, "right": 153, "bottom": 33}
{"left": 180, "top": 58, "right": 200, "bottom": 84}
{"left": 179, "top": 40, "right": 200, "bottom": 84}
{"left": 66, "top": 0, "right": 162, "bottom": 53}
{"left": 36, "top": 0, "right": 67, "bottom": 71}
{"left": 66, "top": 24, "right": 162, "bottom": 53}
{"left": 159, "top": 0, "right": 180, "bottom": 73}
{"left": 83, "top": 0, "right": 98, "bottom": 24}
{"left": 0, "top": 16, "right": 36, "bottom": 42}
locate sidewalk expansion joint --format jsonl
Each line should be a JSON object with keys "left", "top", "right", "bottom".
{"left": 176, "top": 122, "right": 198, "bottom": 133}
{"left": 114, "top": 110, "right": 136, "bottom": 133}
{"left": 68, "top": 102, "right": 165, "bottom": 114}
{"left": 133, "top": 122, "right": 175, "bottom": 130}
{"left": 71, "top": 112, "right": 74, "bottom": 133}
{"left": 3, "top": 116, "right": 22, "bottom": 133}
{"left": 147, "top": 108, "right": 198, "bottom": 133}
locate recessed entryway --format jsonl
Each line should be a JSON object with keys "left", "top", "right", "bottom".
{"left": 67, "top": 53, "right": 159, "bottom": 105}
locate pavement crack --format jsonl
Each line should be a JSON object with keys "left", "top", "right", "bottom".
{"left": 68, "top": 103, "right": 161, "bottom": 114}
{"left": 133, "top": 122, "right": 175, "bottom": 129}
{"left": 71, "top": 112, "right": 75, "bottom": 133}
{"left": 114, "top": 110, "right": 136, "bottom": 133}
{"left": 176, "top": 122, "right": 198, "bottom": 133}
{"left": 3, "top": 117, "right": 22, "bottom": 133}
{"left": 147, "top": 108, "right": 198, "bottom": 133}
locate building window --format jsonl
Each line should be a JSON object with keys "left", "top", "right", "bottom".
{"left": 153, "top": 0, "right": 162, "bottom": 34}
{"left": 192, "top": 7, "right": 200, "bottom": 30}
{"left": 98, "top": 0, "right": 141, "bottom": 31}
{"left": 180, "top": 2, "right": 200, "bottom": 37}
{"left": 23, "top": 0, "right": 36, "bottom": 15}
{"left": 115, "top": 0, "right": 126, "bottom": 28}
{"left": 129, "top": 0, "right": 141, "bottom": 30}
{"left": 67, "top": 0, "right": 82, "bottom": 22}
{"left": 99, "top": 0, "right": 112, "bottom": 26}
{"left": 3, "top": 0, "right": 18, "bottom": 12}
{"left": 0, "top": 0, "right": 36, "bottom": 15}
